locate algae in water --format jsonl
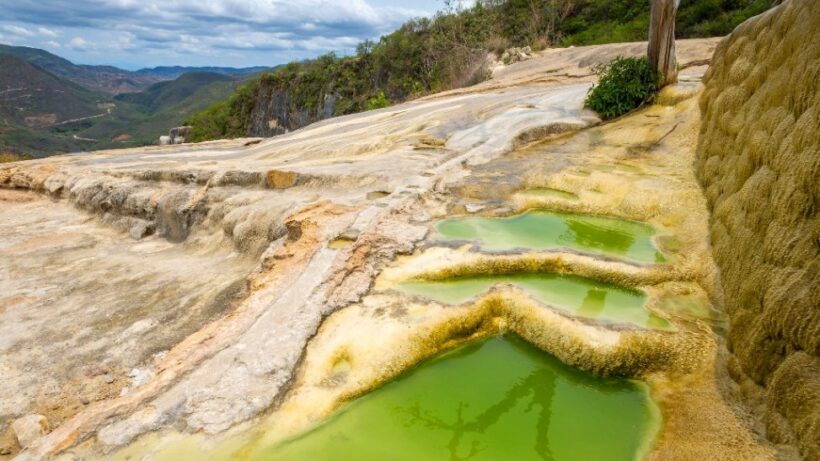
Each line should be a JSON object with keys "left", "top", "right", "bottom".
{"left": 398, "top": 273, "right": 670, "bottom": 329}
{"left": 247, "top": 336, "right": 658, "bottom": 461}
{"left": 435, "top": 210, "right": 666, "bottom": 263}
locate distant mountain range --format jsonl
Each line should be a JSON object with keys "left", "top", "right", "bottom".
{"left": 0, "top": 44, "right": 266, "bottom": 94}
{"left": 0, "top": 44, "right": 270, "bottom": 157}
{"left": 135, "top": 66, "right": 269, "bottom": 82}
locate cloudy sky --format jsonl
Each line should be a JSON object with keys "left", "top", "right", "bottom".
{"left": 0, "top": 0, "right": 458, "bottom": 70}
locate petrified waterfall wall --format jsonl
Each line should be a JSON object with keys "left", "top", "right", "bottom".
{"left": 695, "top": 0, "right": 818, "bottom": 458}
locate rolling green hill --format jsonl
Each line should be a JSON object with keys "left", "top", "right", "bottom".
{"left": 136, "top": 66, "right": 269, "bottom": 80}
{"left": 0, "top": 44, "right": 270, "bottom": 95}
{"left": 0, "top": 44, "right": 163, "bottom": 94}
{"left": 116, "top": 72, "right": 236, "bottom": 114}
{"left": 75, "top": 72, "right": 244, "bottom": 147}
{"left": 0, "top": 54, "right": 249, "bottom": 157}
{"left": 0, "top": 54, "right": 104, "bottom": 125}
{"left": 0, "top": 54, "right": 110, "bottom": 154}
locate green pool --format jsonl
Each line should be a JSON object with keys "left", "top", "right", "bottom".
{"left": 397, "top": 273, "right": 670, "bottom": 329}
{"left": 435, "top": 210, "right": 666, "bottom": 263}
{"left": 248, "top": 336, "right": 658, "bottom": 461}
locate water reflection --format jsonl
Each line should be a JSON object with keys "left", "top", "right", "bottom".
{"left": 435, "top": 210, "right": 665, "bottom": 263}
{"left": 578, "top": 288, "right": 607, "bottom": 317}
{"left": 399, "top": 368, "right": 557, "bottom": 461}
{"left": 396, "top": 274, "right": 670, "bottom": 329}
{"left": 559, "top": 217, "right": 635, "bottom": 255}
{"left": 246, "top": 336, "right": 656, "bottom": 461}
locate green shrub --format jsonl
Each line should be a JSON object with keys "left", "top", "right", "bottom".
{"left": 365, "top": 91, "right": 391, "bottom": 111}
{"left": 584, "top": 56, "right": 658, "bottom": 120}
{"left": 184, "top": 79, "right": 259, "bottom": 142}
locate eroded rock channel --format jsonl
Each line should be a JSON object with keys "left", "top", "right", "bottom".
{"left": 0, "top": 31, "right": 809, "bottom": 461}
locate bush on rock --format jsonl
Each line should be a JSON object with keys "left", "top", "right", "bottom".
{"left": 584, "top": 56, "right": 658, "bottom": 120}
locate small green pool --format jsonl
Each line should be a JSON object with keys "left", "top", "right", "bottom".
{"left": 249, "top": 336, "right": 658, "bottom": 461}
{"left": 397, "top": 273, "right": 670, "bottom": 329}
{"left": 435, "top": 210, "right": 666, "bottom": 263}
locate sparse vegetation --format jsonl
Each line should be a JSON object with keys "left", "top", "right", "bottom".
{"left": 185, "top": 79, "right": 261, "bottom": 142}
{"left": 0, "top": 0, "right": 778, "bottom": 155}
{"left": 366, "top": 91, "right": 392, "bottom": 111}
{"left": 0, "top": 54, "right": 247, "bottom": 156}
{"left": 184, "top": 0, "right": 775, "bottom": 141}
{"left": 584, "top": 56, "right": 658, "bottom": 120}
{"left": 559, "top": 0, "right": 773, "bottom": 45}
{"left": 0, "top": 152, "right": 31, "bottom": 163}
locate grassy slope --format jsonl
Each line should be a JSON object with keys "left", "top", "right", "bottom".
{"left": 0, "top": 55, "right": 103, "bottom": 123}
{"left": 0, "top": 54, "right": 108, "bottom": 155}
{"left": 136, "top": 66, "right": 270, "bottom": 80}
{"left": 79, "top": 74, "right": 242, "bottom": 147}
{"left": 0, "top": 61, "right": 244, "bottom": 156}
{"left": 117, "top": 72, "right": 235, "bottom": 113}
{"left": 66, "top": 73, "right": 243, "bottom": 150}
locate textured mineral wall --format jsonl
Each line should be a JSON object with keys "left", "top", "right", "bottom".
{"left": 695, "top": 1, "right": 819, "bottom": 458}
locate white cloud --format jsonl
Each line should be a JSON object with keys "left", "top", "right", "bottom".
{"left": 37, "top": 27, "right": 58, "bottom": 38}
{"left": 45, "top": 40, "right": 62, "bottom": 48}
{"left": 3, "top": 24, "right": 34, "bottom": 37}
{"left": 0, "top": 0, "right": 443, "bottom": 67}
{"left": 67, "top": 36, "right": 90, "bottom": 50}
{"left": 453, "top": 0, "right": 478, "bottom": 10}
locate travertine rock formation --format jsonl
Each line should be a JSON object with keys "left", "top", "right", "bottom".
{"left": 501, "top": 46, "right": 533, "bottom": 64}
{"left": 0, "top": 39, "right": 740, "bottom": 460}
{"left": 159, "top": 126, "right": 191, "bottom": 145}
{"left": 696, "top": 1, "right": 819, "bottom": 458}
{"left": 0, "top": 55, "right": 606, "bottom": 460}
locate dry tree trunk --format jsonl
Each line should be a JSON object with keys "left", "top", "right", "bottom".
{"left": 648, "top": 0, "right": 680, "bottom": 87}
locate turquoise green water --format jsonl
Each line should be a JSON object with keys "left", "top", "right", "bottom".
{"left": 249, "top": 336, "right": 658, "bottom": 461}
{"left": 398, "top": 273, "right": 670, "bottom": 329}
{"left": 435, "top": 210, "right": 666, "bottom": 263}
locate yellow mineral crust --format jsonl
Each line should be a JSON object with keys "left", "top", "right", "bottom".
{"left": 696, "top": 0, "right": 819, "bottom": 458}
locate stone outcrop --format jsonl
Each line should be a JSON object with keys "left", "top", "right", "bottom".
{"left": 159, "top": 126, "right": 191, "bottom": 145}
{"left": 248, "top": 82, "right": 338, "bottom": 137}
{"left": 501, "top": 46, "right": 533, "bottom": 64}
{"left": 695, "top": 1, "right": 819, "bottom": 458}
{"left": 11, "top": 415, "right": 49, "bottom": 449}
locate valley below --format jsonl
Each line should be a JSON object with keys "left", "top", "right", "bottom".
{"left": 0, "top": 45, "right": 266, "bottom": 157}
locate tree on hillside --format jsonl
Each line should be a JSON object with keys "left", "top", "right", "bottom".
{"left": 648, "top": 0, "right": 680, "bottom": 87}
